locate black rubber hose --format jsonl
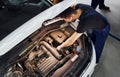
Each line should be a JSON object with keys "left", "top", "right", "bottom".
{"left": 109, "top": 32, "right": 120, "bottom": 42}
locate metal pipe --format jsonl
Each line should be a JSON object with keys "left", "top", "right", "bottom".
{"left": 39, "top": 41, "right": 62, "bottom": 60}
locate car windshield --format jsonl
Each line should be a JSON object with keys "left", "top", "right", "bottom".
{"left": 0, "top": 0, "right": 53, "bottom": 40}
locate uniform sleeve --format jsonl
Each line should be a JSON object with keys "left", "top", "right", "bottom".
{"left": 76, "top": 21, "right": 86, "bottom": 33}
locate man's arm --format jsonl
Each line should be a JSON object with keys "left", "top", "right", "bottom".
{"left": 57, "top": 32, "right": 83, "bottom": 50}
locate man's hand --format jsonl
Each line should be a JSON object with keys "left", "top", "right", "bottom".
{"left": 57, "top": 32, "right": 83, "bottom": 51}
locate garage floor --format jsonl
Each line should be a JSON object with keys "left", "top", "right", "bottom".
{"left": 0, "top": 0, "right": 120, "bottom": 77}
{"left": 79, "top": 0, "right": 120, "bottom": 77}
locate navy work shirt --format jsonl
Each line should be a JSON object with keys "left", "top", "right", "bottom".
{"left": 76, "top": 4, "right": 109, "bottom": 33}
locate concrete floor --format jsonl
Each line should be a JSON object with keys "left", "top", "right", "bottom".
{"left": 79, "top": 0, "right": 120, "bottom": 77}
{"left": 0, "top": 0, "right": 120, "bottom": 77}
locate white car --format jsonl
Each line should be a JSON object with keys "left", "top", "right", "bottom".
{"left": 0, "top": 0, "right": 96, "bottom": 77}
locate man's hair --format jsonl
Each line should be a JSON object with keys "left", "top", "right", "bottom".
{"left": 59, "top": 7, "right": 77, "bottom": 18}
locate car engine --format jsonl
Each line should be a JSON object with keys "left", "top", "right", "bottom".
{"left": 3, "top": 20, "right": 91, "bottom": 77}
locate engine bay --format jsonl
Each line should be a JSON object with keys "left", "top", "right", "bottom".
{"left": 3, "top": 21, "right": 91, "bottom": 77}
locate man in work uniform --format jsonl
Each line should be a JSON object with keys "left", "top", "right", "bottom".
{"left": 57, "top": 4, "right": 110, "bottom": 63}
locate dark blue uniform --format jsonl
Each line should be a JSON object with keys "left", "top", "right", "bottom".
{"left": 76, "top": 4, "right": 110, "bottom": 63}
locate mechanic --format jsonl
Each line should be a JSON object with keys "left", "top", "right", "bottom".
{"left": 56, "top": 4, "right": 110, "bottom": 63}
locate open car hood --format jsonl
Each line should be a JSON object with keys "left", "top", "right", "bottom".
{"left": 0, "top": 0, "right": 80, "bottom": 56}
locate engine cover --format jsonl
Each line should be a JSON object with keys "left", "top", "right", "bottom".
{"left": 50, "top": 30, "right": 68, "bottom": 43}
{"left": 36, "top": 45, "right": 58, "bottom": 76}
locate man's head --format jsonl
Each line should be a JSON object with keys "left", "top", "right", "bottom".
{"left": 59, "top": 7, "right": 78, "bottom": 22}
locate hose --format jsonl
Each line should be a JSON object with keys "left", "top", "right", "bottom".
{"left": 109, "top": 32, "right": 120, "bottom": 42}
